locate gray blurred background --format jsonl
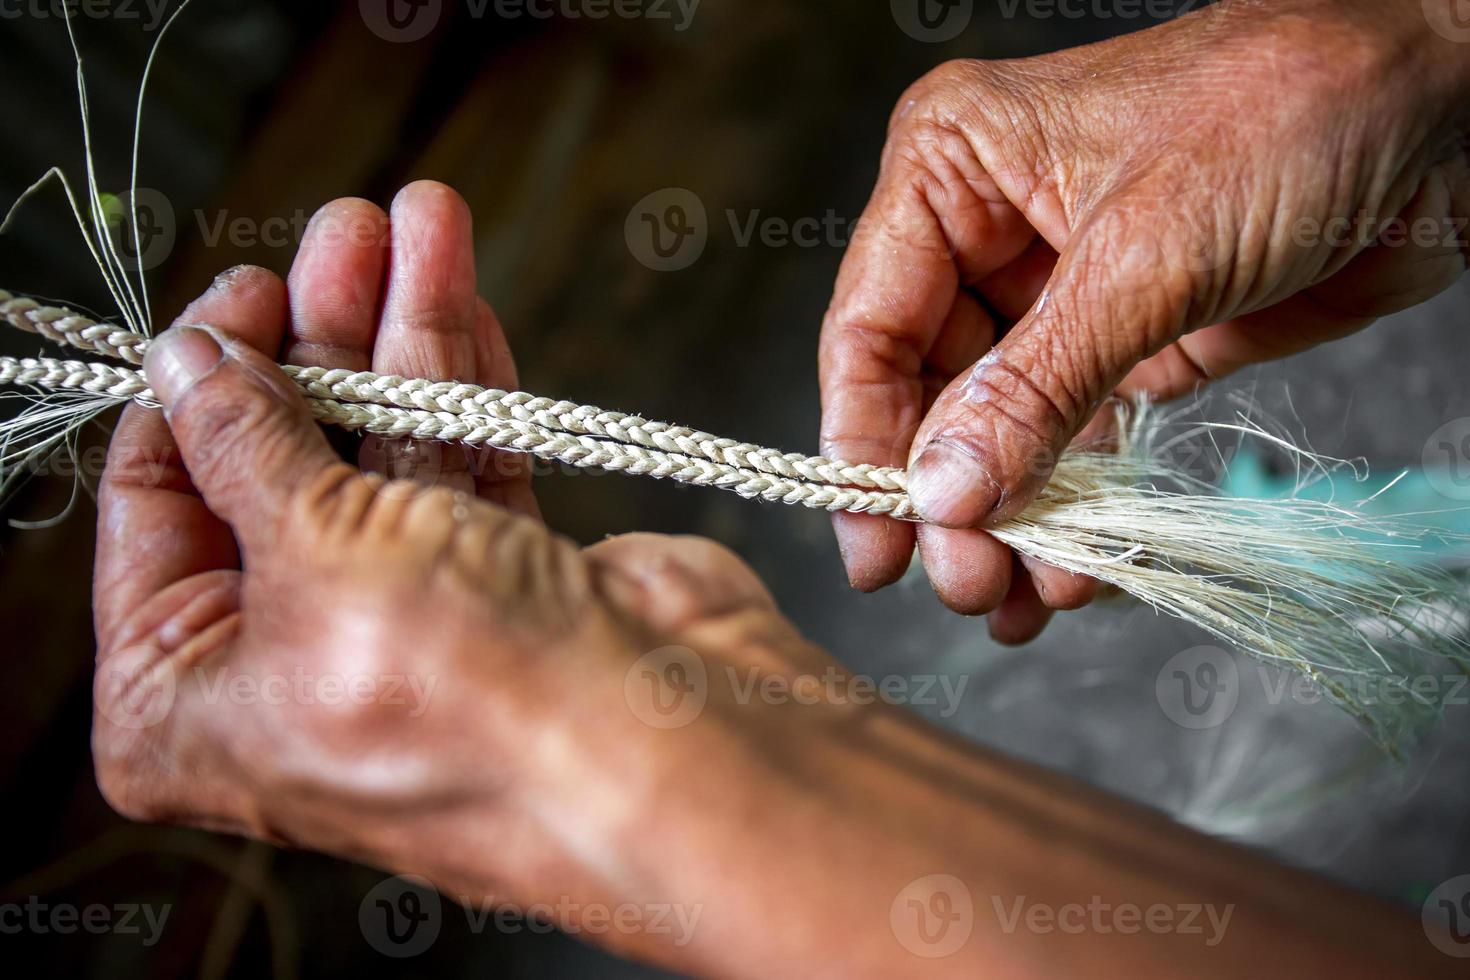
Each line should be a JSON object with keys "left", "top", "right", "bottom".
{"left": 0, "top": 0, "right": 1467, "bottom": 976}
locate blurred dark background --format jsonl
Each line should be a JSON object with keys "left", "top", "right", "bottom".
{"left": 1, "top": 0, "right": 1467, "bottom": 976}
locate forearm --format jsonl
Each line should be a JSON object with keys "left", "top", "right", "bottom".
{"left": 600, "top": 711, "right": 1445, "bottom": 977}
{"left": 400, "top": 649, "right": 1448, "bottom": 979}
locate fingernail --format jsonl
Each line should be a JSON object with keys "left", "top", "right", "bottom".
{"left": 145, "top": 326, "right": 224, "bottom": 405}
{"left": 908, "top": 442, "right": 1002, "bottom": 527}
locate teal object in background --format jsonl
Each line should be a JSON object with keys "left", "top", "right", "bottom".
{"left": 1218, "top": 447, "right": 1470, "bottom": 559}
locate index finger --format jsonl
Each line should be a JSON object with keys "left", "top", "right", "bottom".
{"left": 818, "top": 174, "right": 953, "bottom": 590}
{"left": 818, "top": 131, "right": 1030, "bottom": 589}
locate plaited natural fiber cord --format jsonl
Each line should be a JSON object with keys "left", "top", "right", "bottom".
{"left": 2, "top": 3, "right": 1467, "bottom": 758}
{"left": 0, "top": 292, "right": 916, "bottom": 517}
{"left": 3, "top": 283, "right": 1469, "bottom": 758}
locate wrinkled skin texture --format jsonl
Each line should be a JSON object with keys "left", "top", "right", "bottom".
{"left": 92, "top": 182, "right": 805, "bottom": 910}
{"left": 89, "top": 1, "right": 1470, "bottom": 975}
{"left": 820, "top": 0, "right": 1470, "bottom": 640}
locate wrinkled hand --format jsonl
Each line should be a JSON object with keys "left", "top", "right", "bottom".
{"left": 820, "top": 0, "right": 1470, "bottom": 637}
{"left": 87, "top": 183, "right": 1460, "bottom": 980}
{"left": 89, "top": 182, "right": 793, "bottom": 913}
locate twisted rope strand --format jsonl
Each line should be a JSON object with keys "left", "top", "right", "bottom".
{"left": 0, "top": 288, "right": 148, "bottom": 365}
{"left": 305, "top": 399, "right": 915, "bottom": 517}
{"left": 0, "top": 289, "right": 907, "bottom": 494}
{"left": 0, "top": 351, "right": 916, "bottom": 518}
{"left": 0, "top": 355, "right": 149, "bottom": 399}
{"left": 7, "top": 292, "right": 1469, "bottom": 754}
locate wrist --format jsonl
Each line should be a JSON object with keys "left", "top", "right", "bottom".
{"left": 572, "top": 670, "right": 1012, "bottom": 978}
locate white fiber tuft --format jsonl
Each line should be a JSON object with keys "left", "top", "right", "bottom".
{"left": 991, "top": 397, "right": 1470, "bottom": 756}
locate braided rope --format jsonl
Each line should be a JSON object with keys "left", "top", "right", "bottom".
{"left": 0, "top": 340, "right": 917, "bottom": 519}
{"left": 0, "top": 355, "right": 150, "bottom": 399}
{"left": 0, "top": 289, "right": 149, "bottom": 365}
{"left": 306, "top": 399, "right": 914, "bottom": 517}
{"left": 0, "top": 289, "right": 909, "bottom": 495}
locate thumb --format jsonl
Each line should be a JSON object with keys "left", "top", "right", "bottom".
{"left": 907, "top": 213, "right": 1193, "bottom": 527}
{"left": 144, "top": 324, "right": 343, "bottom": 549}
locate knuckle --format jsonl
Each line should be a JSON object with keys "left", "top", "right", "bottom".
{"left": 925, "top": 57, "right": 984, "bottom": 91}
{"left": 924, "top": 381, "right": 1062, "bottom": 497}
{"left": 1068, "top": 210, "right": 1198, "bottom": 356}
{"left": 894, "top": 59, "right": 986, "bottom": 129}
{"left": 962, "top": 351, "right": 1075, "bottom": 444}
{"left": 825, "top": 315, "right": 925, "bottom": 384}
{"left": 589, "top": 533, "right": 774, "bottom": 634}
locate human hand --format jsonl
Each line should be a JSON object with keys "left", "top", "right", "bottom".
{"left": 87, "top": 181, "right": 829, "bottom": 968}
{"left": 89, "top": 178, "right": 1458, "bottom": 978}
{"left": 819, "top": 0, "right": 1470, "bottom": 638}
{"left": 91, "top": 179, "right": 556, "bottom": 856}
